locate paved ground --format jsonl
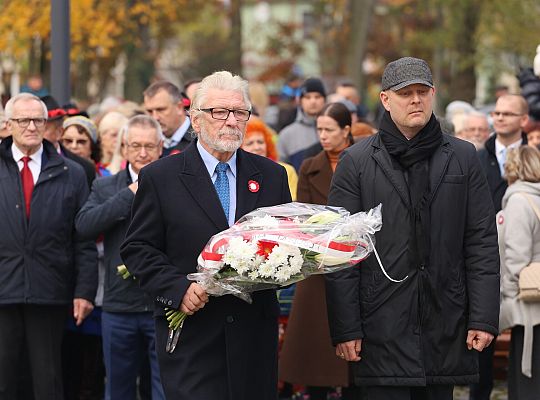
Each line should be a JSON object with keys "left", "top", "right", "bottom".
{"left": 453, "top": 380, "right": 508, "bottom": 400}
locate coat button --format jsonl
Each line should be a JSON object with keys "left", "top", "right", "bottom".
{"left": 226, "top": 315, "right": 234, "bottom": 323}
{"left": 167, "top": 300, "right": 172, "bottom": 306}
{"left": 419, "top": 264, "right": 425, "bottom": 271}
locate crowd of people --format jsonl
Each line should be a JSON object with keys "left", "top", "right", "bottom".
{"left": 0, "top": 56, "right": 540, "bottom": 400}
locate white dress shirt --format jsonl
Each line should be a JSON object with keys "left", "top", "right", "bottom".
{"left": 12, "top": 143, "right": 43, "bottom": 184}
{"left": 164, "top": 117, "right": 191, "bottom": 148}
{"left": 495, "top": 138, "right": 522, "bottom": 177}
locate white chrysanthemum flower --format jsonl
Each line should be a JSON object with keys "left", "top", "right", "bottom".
{"left": 248, "top": 270, "right": 259, "bottom": 280}
{"left": 275, "top": 267, "right": 294, "bottom": 282}
{"left": 258, "top": 262, "right": 276, "bottom": 278}
{"left": 222, "top": 237, "right": 258, "bottom": 275}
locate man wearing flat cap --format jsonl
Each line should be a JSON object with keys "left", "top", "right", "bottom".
{"left": 325, "top": 57, "right": 500, "bottom": 399}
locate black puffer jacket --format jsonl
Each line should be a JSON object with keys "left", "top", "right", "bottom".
{"left": 325, "top": 133, "right": 500, "bottom": 386}
{"left": 518, "top": 68, "right": 540, "bottom": 121}
{"left": 0, "top": 137, "right": 97, "bottom": 304}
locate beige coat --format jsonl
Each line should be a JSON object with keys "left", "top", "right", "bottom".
{"left": 498, "top": 180, "right": 540, "bottom": 377}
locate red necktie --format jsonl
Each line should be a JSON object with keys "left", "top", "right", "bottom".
{"left": 20, "top": 156, "right": 34, "bottom": 218}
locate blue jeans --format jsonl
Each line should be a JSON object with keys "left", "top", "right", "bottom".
{"left": 101, "top": 311, "right": 165, "bottom": 400}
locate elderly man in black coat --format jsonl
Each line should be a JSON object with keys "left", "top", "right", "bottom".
{"left": 76, "top": 115, "right": 165, "bottom": 399}
{"left": 0, "top": 93, "right": 97, "bottom": 399}
{"left": 325, "top": 57, "right": 500, "bottom": 400}
{"left": 121, "top": 71, "right": 292, "bottom": 400}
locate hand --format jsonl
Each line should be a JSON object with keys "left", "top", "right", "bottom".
{"left": 336, "top": 339, "right": 362, "bottom": 362}
{"left": 128, "top": 181, "right": 138, "bottom": 194}
{"left": 466, "top": 329, "right": 494, "bottom": 352}
{"left": 180, "top": 283, "right": 209, "bottom": 315}
{"left": 73, "top": 298, "right": 94, "bottom": 326}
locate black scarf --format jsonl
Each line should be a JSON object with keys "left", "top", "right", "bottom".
{"left": 380, "top": 111, "right": 443, "bottom": 318}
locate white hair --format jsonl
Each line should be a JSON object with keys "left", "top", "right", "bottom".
{"left": 122, "top": 114, "right": 164, "bottom": 143}
{"left": 190, "top": 71, "right": 251, "bottom": 124}
{"left": 4, "top": 93, "right": 48, "bottom": 119}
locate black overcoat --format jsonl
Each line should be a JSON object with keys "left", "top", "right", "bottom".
{"left": 120, "top": 142, "right": 291, "bottom": 400}
{"left": 325, "top": 133, "right": 500, "bottom": 386}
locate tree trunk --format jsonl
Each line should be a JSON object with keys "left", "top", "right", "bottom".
{"left": 226, "top": 0, "right": 243, "bottom": 75}
{"left": 447, "top": 1, "right": 482, "bottom": 103}
{"left": 345, "top": 0, "right": 376, "bottom": 91}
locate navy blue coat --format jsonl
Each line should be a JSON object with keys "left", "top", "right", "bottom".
{"left": 76, "top": 168, "right": 153, "bottom": 312}
{"left": 0, "top": 137, "right": 97, "bottom": 304}
{"left": 120, "top": 141, "right": 291, "bottom": 400}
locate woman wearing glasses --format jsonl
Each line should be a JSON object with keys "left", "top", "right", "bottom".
{"left": 61, "top": 115, "right": 108, "bottom": 400}
{"left": 62, "top": 116, "right": 110, "bottom": 177}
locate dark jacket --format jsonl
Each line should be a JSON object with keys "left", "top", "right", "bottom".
{"left": 120, "top": 142, "right": 291, "bottom": 400}
{"left": 477, "top": 132, "right": 527, "bottom": 212}
{"left": 161, "top": 127, "right": 193, "bottom": 157}
{"left": 325, "top": 133, "right": 500, "bottom": 386}
{"left": 76, "top": 169, "right": 153, "bottom": 313}
{"left": 0, "top": 137, "right": 97, "bottom": 304}
{"left": 60, "top": 143, "right": 96, "bottom": 188}
{"left": 518, "top": 68, "right": 540, "bottom": 121}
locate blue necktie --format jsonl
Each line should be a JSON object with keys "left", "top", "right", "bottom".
{"left": 214, "top": 162, "right": 230, "bottom": 219}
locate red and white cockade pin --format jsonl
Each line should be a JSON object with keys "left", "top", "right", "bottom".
{"left": 498, "top": 214, "right": 504, "bottom": 225}
{"left": 248, "top": 180, "right": 260, "bottom": 193}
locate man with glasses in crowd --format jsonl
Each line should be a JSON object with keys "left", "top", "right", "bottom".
{"left": 478, "top": 94, "right": 530, "bottom": 212}
{"left": 0, "top": 93, "right": 97, "bottom": 400}
{"left": 473, "top": 94, "right": 529, "bottom": 400}
{"left": 459, "top": 111, "right": 491, "bottom": 151}
{"left": 143, "top": 81, "right": 192, "bottom": 157}
{"left": 121, "top": 71, "right": 291, "bottom": 400}
{"left": 76, "top": 115, "right": 165, "bottom": 400}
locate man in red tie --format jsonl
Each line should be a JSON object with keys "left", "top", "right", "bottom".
{"left": 0, "top": 93, "right": 97, "bottom": 400}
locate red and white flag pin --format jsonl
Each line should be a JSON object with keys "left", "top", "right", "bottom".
{"left": 248, "top": 180, "right": 260, "bottom": 193}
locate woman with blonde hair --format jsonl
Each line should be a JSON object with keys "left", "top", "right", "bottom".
{"left": 499, "top": 145, "right": 540, "bottom": 399}
{"left": 98, "top": 111, "right": 128, "bottom": 169}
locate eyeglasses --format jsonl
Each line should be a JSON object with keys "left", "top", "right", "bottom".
{"left": 10, "top": 118, "right": 47, "bottom": 128}
{"left": 198, "top": 108, "right": 251, "bottom": 122}
{"left": 464, "top": 127, "right": 489, "bottom": 133}
{"left": 62, "top": 138, "right": 90, "bottom": 146}
{"left": 490, "top": 111, "right": 524, "bottom": 118}
{"left": 126, "top": 143, "right": 160, "bottom": 152}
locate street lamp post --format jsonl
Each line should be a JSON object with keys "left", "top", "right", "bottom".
{"left": 51, "top": 0, "right": 70, "bottom": 105}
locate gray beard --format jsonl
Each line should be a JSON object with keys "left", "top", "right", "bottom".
{"left": 200, "top": 127, "right": 243, "bottom": 153}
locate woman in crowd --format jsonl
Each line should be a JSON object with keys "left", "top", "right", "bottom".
{"left": 97, "top": 111, "right": 128, "bottom": 173}
{"left": 62, "top": 115, "right": 110, "bottom": 176}
{"left": 61, "top": 115, "right": 108, "bottom": 399}
{"left": 499, "top": 146, "right": 540, "bottom": 400}
{"left": 241, "top": 116, "right": 298, "bottom": 200}
{"left": 279, "top": 102, "right": 360, "bottom": 400}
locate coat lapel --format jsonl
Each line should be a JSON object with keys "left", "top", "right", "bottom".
{"left": 235, "top": 149, "right": 262, "bottom": 221}
{"left": 371, "top": 136, "right": 411, "bottom": 207}
{"left": 178, "top": 144, "right": 229, "bottom": 231}
{"left": 428, "top": 137, "right": 452, "bottom": 205}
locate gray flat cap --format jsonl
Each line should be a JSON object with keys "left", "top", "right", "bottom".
{"left": 381, "top": 57, "right": 434, "bottom": 91}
